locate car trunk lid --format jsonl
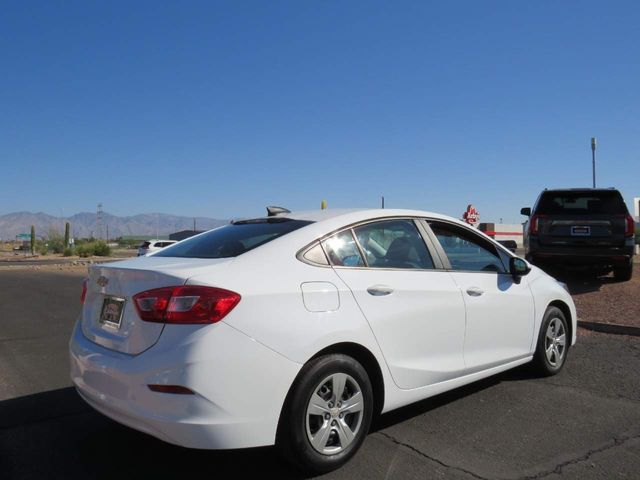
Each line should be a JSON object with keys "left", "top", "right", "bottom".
{"left": 80, "top": 257, "right": 232, "bottom": 354}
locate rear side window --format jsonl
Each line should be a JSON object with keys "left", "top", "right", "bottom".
{"left": 154, "top": 219, "right": 313, "bottom": 258}
{"left": 536, "top": 191, "right": 627, "bottom": 215}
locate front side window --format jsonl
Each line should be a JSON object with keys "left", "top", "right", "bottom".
{"left": 429, "top": 222, "right": 506, "bottom": 273}
{"left": 322, "top": 230, "right": 364, "bottom": 267}
{"left": 353, "top": 219, "right": 434, "bottom": 269}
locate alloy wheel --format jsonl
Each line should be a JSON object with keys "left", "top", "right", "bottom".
{"left": 305, "top": 373, "right": 364, "bottom": 455}
{"left": 545, "top": 317, "right": 566, "bottom": 367}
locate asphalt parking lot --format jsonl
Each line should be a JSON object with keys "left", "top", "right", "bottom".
{"left": 1, "top": 268, "right": 639, "bottom": 479}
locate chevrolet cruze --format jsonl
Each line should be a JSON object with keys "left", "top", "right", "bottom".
{"left": 70, "top": 208, "right": 576, "bottom": 472}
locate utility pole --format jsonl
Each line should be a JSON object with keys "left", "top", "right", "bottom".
{"left": 591, "top": 137, "right": 597, "bottom": 188}
{"left": 96, "top": 203, "right": 104, "bottom": 239}
{"left": 381, "top": 196, "right": 385, "bottom": 209}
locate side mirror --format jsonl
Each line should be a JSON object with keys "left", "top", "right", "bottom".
{"left": 520, "top": 207, "right": 531, "bottom": 216}
{"left": 510, "top": 257, "right": 531, "bottom": 277}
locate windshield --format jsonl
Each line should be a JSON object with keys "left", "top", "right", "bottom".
{"left": 154, "top": 218, "right": 313, "bottom": 258}
{"left": 536, "top": 191, "right": 627, "bottom": 215}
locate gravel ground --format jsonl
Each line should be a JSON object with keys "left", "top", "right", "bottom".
{"left": 562, "top": 267, "right": 640, "bottom": 327}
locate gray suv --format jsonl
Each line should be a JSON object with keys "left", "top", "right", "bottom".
{"left": 521, "top": 188, "right": 635, "bottom": 281}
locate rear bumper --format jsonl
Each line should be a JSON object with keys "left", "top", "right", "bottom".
{"left": 69, "top": 318, "right": 301, "bottom": 449}
{"left": 527, "top": 241, "right": 634, "bottom": 266}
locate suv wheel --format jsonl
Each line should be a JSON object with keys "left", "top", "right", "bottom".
{"left": 613, "top": 261, "right": 633, "bottom": 282}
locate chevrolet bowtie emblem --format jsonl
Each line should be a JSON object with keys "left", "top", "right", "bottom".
{"left": 97, "top": 276, "right": 109, "bottom": 287}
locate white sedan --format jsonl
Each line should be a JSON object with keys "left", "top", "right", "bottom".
{"left": 137, "top": 239, "right": 178, "bottom": 256}
{"left": 70, "top": 208, "right": 576, "bottom": 473}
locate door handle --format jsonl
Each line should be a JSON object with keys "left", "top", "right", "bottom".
{"left": 466, "top": 287, "right": 484, "bottom": 297}
{"left": 367, "top": 285, "right": 394, "bottom": 296}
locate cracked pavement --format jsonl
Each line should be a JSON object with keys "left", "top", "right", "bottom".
{"left": 1, "top": 269, "right": 639, "bottom": 479}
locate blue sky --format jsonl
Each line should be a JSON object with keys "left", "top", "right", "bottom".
{"left": 1, "top": 1, "right": 639, "bottom": 222}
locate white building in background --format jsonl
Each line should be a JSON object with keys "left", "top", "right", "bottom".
{"left": 634, "top": 197, "right": 639, "bottom": 222}
{"left": 478, "top": 223, "right": 524, "bottom": 248}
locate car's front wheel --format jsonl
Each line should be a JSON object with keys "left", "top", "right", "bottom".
{"left": 532, "top": 306, "right": 570, "bottom": 376}
{"left": 277, "top": 354, "right": 373, "bottom": 474}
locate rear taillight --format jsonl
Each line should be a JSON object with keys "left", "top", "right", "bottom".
{"left": 80, "top": 278, "right": 88, "bottom": 304}
{"left": 624, "top": 214, "right": 635, "bottom": 237}
{"left": 528, "top": 214, "right": 546, "bottom": 235}
{"left": 133, "top": 286, "right": 241, "bottom": 324}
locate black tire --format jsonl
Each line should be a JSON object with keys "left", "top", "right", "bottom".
{"left": 276, "top": 354, "right": 373, "bottom": 474}
{"left": 613, "top": 262, "right": 633, "bottom": 282}
{"left": 532, "top": 306, "right": 570, "bottom": 376}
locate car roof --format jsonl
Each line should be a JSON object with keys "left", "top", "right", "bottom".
{"left": 238, "top": 208, "right": 462, "bottom": 224}
{"left": 242, "top": 208, "right": 470, "bottom": 233}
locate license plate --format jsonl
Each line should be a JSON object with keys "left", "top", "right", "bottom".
{"left": 100, "top": 296, "right": 126, "bottom": 328}
{"left": 571, "top": 226, "right": 591, "bottom": 236}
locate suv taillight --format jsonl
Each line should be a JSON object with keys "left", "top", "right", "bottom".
{"left": 133, "top": 286, "right": 241, "bottom": 324}
{"left": 624, "top": 214, "right": 635, "bottom": 237}
{"left": 529, "top": 214, "right": 546, "bottom": 235}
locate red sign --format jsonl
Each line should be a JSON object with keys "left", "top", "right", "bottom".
{"left": 463, "top": 204, "right": 480, "bottom": 226}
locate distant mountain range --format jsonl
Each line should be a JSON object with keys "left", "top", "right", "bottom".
{"left": 0, "top": 211, "right": 228, "bottom": 240}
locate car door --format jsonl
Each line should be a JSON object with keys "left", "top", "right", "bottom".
{"left": 425, "top": 220, "right": 535, "bottom": 373}
{"left": 322, "top": 218, "right": 467, "bottom": 390}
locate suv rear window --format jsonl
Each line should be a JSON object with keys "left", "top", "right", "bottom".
{"left": 154, "top": 218, "right": 313, "bottom": 258}
{"left": 536, "top": 191, "right": 627, "bottom": 215}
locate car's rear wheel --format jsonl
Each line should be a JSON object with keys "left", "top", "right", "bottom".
{"left": 532, "top": 306, "right": 569, "bottom": 376}
{"left": 276, "top": 354, "right": 373, "bottom": 474}
{"left": 613, "top": 261, "right": 633, "bottom": 282}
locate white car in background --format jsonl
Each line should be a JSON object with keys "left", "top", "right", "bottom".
{"left": 137, "top": 239, "right": 178, "bottom": 256}
{"left": 70, "top": 207, "right": 576, "bottom": 473}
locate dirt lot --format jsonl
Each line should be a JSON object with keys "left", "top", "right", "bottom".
{"left": 558, "top": 267, "right": 640, "bottom": 327}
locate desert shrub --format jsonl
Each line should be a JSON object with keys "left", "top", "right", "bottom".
{"left": 75, "top": 241, "right": 111, "bottom": 257}
{"left": 76, "top": 244, "right": 93, "bottom": 258}
{"left": 93, "top": 241, "right": 111, "bottom": 257}
{"left": 47, "top": 228, "right": 66, "bottom": 254}
{"left": 63, "top": 247, "right": 74, "bottom": 257}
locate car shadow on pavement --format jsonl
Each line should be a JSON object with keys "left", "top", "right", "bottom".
{"left": 2, "top": 366, "right": 543, "bottom": 480}
{"left": 0, "top": 387, "right": 301, "bottom": 480}
{"left": 372, "top": 363, "right": 538, "bottom": 432}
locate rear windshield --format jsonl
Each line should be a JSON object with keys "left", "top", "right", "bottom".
{"left": 154, "top": 218, "right": 313, "bottom": 258}
{"left": 536, "top": 191, "right": 627, "bottom": 215}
